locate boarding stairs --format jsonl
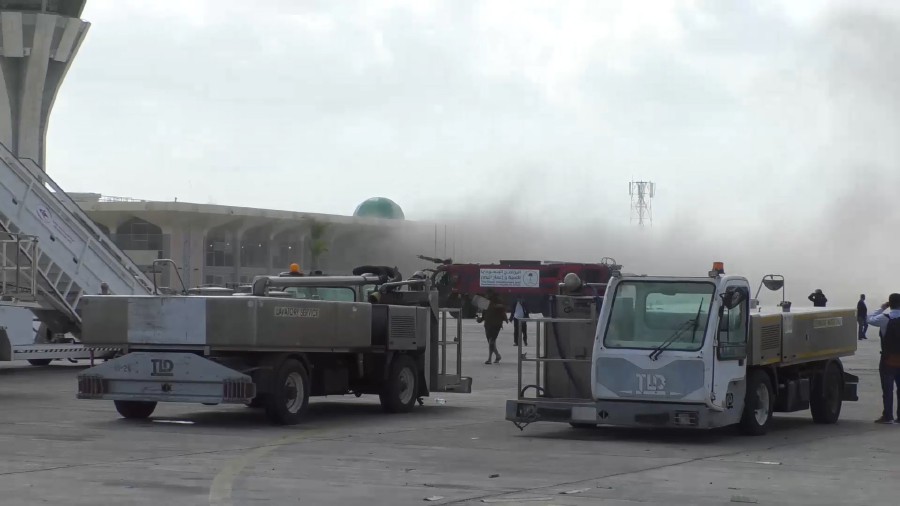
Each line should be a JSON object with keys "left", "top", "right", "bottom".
{"left": 0, "top": 141, "right": 152, "bottom": 361}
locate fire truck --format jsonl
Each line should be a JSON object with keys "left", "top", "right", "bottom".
{"left": 418, "top": 256, "right": 620, "bottom": 316}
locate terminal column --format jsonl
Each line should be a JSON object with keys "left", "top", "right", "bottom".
{"left": 0, "top": 2, "right": 90, "bottom": 169}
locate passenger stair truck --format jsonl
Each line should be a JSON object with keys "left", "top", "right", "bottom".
{"left": 507, "top": 264, "right": 860, "bottom": 435}
{"left": 74, "top": 269, "right": 473, "bottom": 425}
{"left": 0, "top": 143, "right": 153, "bottom": 365}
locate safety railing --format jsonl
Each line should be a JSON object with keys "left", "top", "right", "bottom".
{"left": 13, "top": 153, "right": 153, "bottom": 294}
{"left": 515, "top": 304, "right": 598, "bottom": 401}
{"left": 0, "top": 232, "right": 38, "bottom": 302}
{"left": 98, "top": 195, "right": 148, "bottom": 203}
{"left": 437, "top": 308, "right": 463, "bottom": 383}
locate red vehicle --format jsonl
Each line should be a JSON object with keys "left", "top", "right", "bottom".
{"left": 418, "top": 256, "right": 620, "bottom": 317}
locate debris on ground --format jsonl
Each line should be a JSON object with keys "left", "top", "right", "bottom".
{"left": 481, "top": 498, "right": 553, "bottom": 504}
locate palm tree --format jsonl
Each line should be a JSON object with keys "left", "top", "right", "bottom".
{"left": 309, "top": 221, "right": 328, "bottom": 270}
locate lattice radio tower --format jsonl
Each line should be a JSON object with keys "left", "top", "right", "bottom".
{"left": 629, "top": 180, "right": 655, "bottom": 227}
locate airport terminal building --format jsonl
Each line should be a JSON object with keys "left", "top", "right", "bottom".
{"left": 73, "top": 193, "right": 426, "bottom": 290}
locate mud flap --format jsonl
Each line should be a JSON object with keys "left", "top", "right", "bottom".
{"left": 842, "top": 371, "right": 859, "bottom": 402}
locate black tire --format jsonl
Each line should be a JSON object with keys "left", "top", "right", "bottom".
{"left": 739, "top": 370, "right": 774, "bottom": 436}
{"left": 264, "top": 359, "right": 310, "bottom": 425}
{"left": 380, "top": 354, "right": 419, "bottom": 413}
{"left": 245, "top": 395, "right": 266, "bottom": 408}
{"left": 569, "top": 422, "right": 598, "bottom": 429}
{"left": 114, "top": 400, "right": 157, "bottom": 420}
{"left": 460, "top": 300, "right": 478, "bottom": 319}
{"left": 811, "top": 361, "right": 843, "bottom": 424}
{"left": 27, "top": 359, "right": 52, "bottom": 366}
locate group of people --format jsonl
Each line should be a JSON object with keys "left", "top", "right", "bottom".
{"left": 814, "top": 290, "right": 900, "bottom": 424}
{"left": 475, "top": 292, "right": 529, "bottom": 365}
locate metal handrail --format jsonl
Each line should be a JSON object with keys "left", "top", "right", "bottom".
{"left": 438, "top": 308, "right": 463, "bottom": 381}
{"left": 0, "top": 233, "right": 38, "bottom": 300}
{"left": 13, "top": 152, "right": 153, "bottom": 293}
{"left": 98, "top": 195, "right": 148, "bottom": 203}
{"left": 515, "top": 313, "right": 597, "bottom": 400}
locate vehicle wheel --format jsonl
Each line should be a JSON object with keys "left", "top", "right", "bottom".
{"left": 739, "top": 370, "right": 773, "bottom": 436}
{"left": 811, "top": 361, "right": 843, "bottom": 424}
{"left": 114, "top": 400, "right": 157, "bottom": 420}
{"left": 380, "top": 354, "right": 418, "bottom": 413}
{"left": 460, "top": 301, "right": 478, "bottom": 319}
{"left": 569, "top": 422, "right": 598, "bottom": 429}
{"left": 264, "top": 359, "right": 310, "bottom": 425}
{"left": 27, "top": 359, "right": 52, "bottom": 366}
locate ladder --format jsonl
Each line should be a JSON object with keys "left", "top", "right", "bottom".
{"left": 0, "top": 141, "right": 152, "bottom": 332}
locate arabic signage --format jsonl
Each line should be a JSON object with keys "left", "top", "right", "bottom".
{"left": 479, "top": 269, "right": 540, "bottom": 288}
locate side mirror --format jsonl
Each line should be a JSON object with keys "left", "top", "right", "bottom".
{"left": 720, "top": 287, "right": 746, "bottom": 310}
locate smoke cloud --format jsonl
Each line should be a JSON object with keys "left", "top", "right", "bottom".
{"left": 376, "top": 5, "right": 900, "bottom": 311}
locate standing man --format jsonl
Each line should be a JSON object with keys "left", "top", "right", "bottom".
{"left": 476, "top": 291, "right": 508, "bottom": 365}
{"left": 867, "top": 293, "right": 900, "bottom": 424}
{"left": 858, "top": 294, "right": 868, "bottom": 340}
{"left": 808, "top": 289, "right": 828, "bottom": 307}
{"left": 510, "top": 296, "right": 530, "bottom": 347}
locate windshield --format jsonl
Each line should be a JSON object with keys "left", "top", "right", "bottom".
{"left": 282, "top": 286, "right": 357, "bottom": 302}
{"left": 603, "top": 280, "right": 716, "bottom": 351}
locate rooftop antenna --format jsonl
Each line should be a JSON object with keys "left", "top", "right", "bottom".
{"left": 629, "top": 180, "right": 655, "bottom": 227}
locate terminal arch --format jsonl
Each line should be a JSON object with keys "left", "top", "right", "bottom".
{"left": 115, "top": 217, "right": 162, "bottom": 251}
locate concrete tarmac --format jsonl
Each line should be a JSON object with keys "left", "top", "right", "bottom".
{"left": 0, "top": 321, "right": 896, "bottom": 506}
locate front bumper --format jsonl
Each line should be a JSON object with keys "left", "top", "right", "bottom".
{"left": 506, "top": 398, "right": 719, "bottom": 429}
{"left": 76, "top": 352, "right": 255, "bottom": 405}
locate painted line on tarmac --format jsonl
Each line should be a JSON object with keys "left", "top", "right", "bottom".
{"left": 208, "top": 429, "right": 325, "bottom": 506}
{"left": 206, "top": 417, "right": 500, "bottom": 506}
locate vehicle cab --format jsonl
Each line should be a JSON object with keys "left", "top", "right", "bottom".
{"left": 585, "top": 263, "right": 751, "bottom": 429}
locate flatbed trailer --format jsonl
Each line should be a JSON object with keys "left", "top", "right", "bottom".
{"left": 75, "top": 269, "right": 471, "bottom": 424}
{"left": 507, "top": 267, "right": 859, "bottom": 435}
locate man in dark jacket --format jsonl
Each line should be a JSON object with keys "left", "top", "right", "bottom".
{"left": 477, "top": 291, "right": 508, "bottom": 365}
{"left": 867, "top": 293, "right": 900, "bottom": 423}
{"left": 858, "top": 294, "right": 868, "bottom": 340}
{"left": 808, "top": 289, "right": 827, "bottom": 307}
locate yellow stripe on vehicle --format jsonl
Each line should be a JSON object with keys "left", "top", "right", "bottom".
{"left": 792, "top": 347, "right": 857, "bottom": 360}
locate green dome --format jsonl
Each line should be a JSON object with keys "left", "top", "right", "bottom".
{"left": 353, "top": 197, "right": 405, "bottom": 219}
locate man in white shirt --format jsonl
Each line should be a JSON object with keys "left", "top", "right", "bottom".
{"left": 510, "top": 297, "right": 529, "bottom": 347}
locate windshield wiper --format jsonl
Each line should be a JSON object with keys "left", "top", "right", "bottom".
{"left": 648, "top": 300, "right": 705, "bottom": 361}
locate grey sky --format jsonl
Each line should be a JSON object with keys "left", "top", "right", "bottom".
{"left": 43, "top": 0, "right": 900, "bottom": 304}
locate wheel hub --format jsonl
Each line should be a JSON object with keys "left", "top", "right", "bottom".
{"left": 398, "top": 368, "right": 415, "bottom": 405}
{"left": 754, "top": 383, "right": 770, "bottom": 425}
{"left": 284, "top": 372, "right": 304, "bottom": 414}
